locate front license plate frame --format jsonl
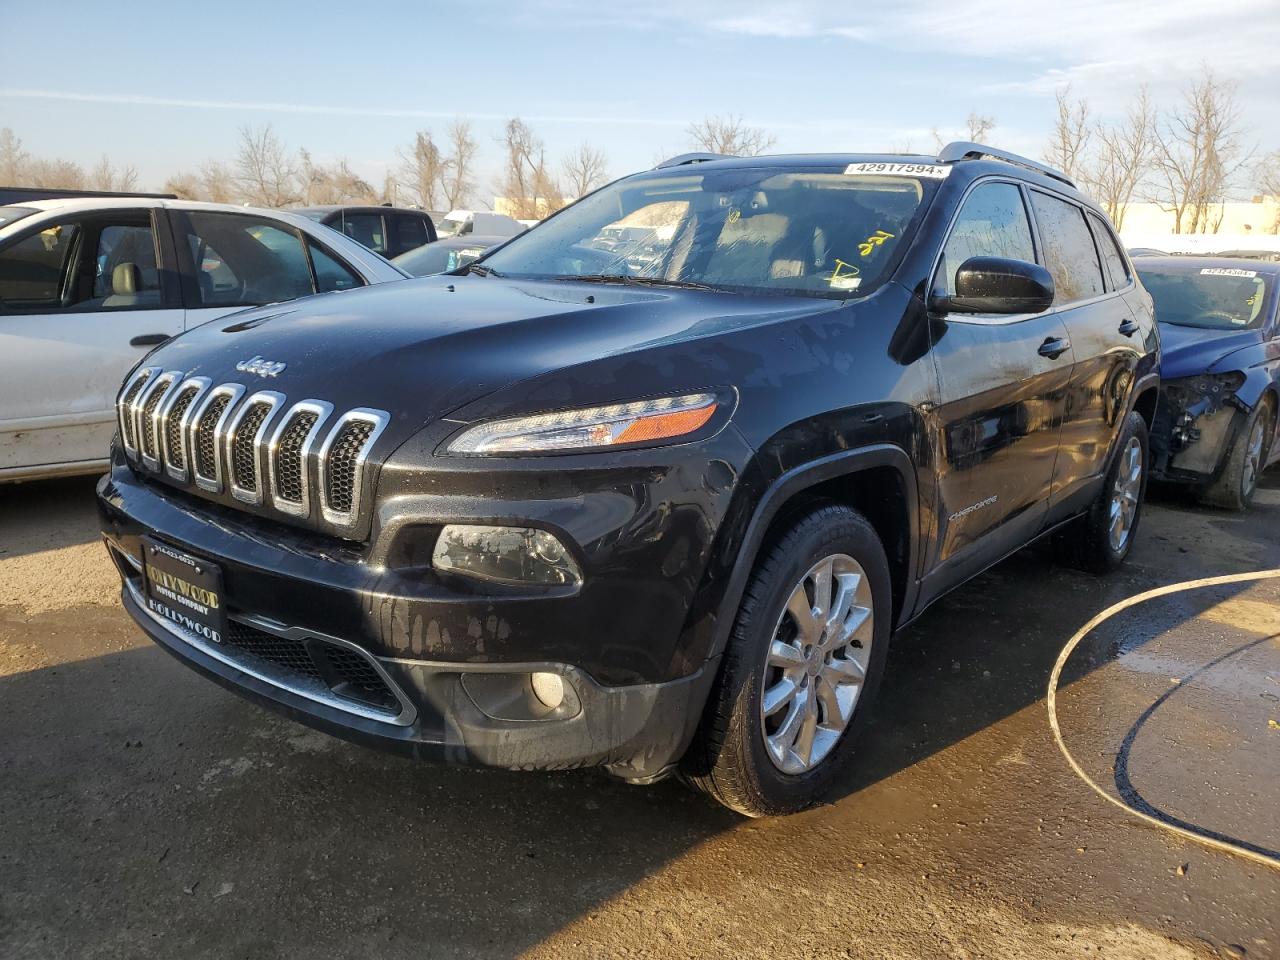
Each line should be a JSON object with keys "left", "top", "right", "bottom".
{"left": 140, "top": 537, "right": 227, "bottom": 645}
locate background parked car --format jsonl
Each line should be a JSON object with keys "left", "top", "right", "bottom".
{"left": 391, "top": 235, "right": 507, "bottom": 276}
{"left": 294, "top": 204, "right": 437, "bottom": 258}
{"left": 434, "top": 209, "right": 525, "bottom": 239}
{"left": 1136, "top": 256, "right": 1280, "bottom": 509}
{"left": 0, "top": 197, "right": 407, "bottom": 482}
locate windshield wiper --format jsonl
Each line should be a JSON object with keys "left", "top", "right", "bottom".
{"left": 464, "top": 262, "right": 500, "bottom": 277}
{"left": 555, "top": 274, "right": 719, "bottom": 292}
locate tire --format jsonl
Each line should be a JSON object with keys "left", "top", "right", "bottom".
{"left": 681, "top": 504, "right": 892, "bottom": 817}
{"left": 1199, "top": 398, "right": 1274, "bottom": 511}
{"left": 1058, "top": 411, "right": 1149, "bottom": 574}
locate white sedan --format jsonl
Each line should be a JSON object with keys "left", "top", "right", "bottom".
{"left": 0, "top": 197, "right": 408, "bottom": 481}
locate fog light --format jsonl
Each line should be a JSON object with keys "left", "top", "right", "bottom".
{"left": 530, "top": 671, "right": 565, "bottom": 709}
{"left": 432, "top": 525, "right": 582, "bottom": 586}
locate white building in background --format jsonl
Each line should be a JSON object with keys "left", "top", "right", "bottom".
{"left": 1115, "top": 196, "right": 1280, "bottom": 237}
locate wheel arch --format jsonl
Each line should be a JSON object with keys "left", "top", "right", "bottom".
{"left": 705, "top": 445, "right": 920, "bottom": 667}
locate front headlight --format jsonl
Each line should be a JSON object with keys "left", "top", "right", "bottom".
{"left": 446, "top": 392, "right": 718, "bottom": 455}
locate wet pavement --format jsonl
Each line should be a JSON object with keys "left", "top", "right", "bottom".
{"left": 1, "top": 473, "right": 1277, "bottom": 959}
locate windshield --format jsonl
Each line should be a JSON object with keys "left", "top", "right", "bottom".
{"left": 1137, "top": 264, "right": 1272, "bottom": 330}
{"left": 479, "top": 165, "right": 938, "bottom": 299}
{"left": 394, "top": 241, "right": 487, "bottom": 277}
{"left": 0, "top": 205, "right": 38, "bottom": 230}
{"left": 436, "top": 217, "right": 468, "bottom": 238}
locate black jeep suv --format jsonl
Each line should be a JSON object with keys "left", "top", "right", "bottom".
{"left": 99, "top": 143, "right": 1158, "bottom": 816}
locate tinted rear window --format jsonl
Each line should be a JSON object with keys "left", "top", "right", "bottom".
{"left": 0, "top": 205, "right": 38, "bottom": 229}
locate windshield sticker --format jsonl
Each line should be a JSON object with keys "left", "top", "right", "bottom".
{"left": 1200, "top": 267, "right": 1257, "bottom": 278}
{"left": 844, "top": 162, "right": 951, "bottom": 179}
{"left": 859, "top": 229, "right": 895, "bottom": 257}
{"left": 828, "top": 259, "right": 862, "bottom": 291}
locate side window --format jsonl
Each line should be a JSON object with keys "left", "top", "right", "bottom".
{"left": 93, "top": 221, "right": 161, "bottom": 307}
{"left": 391, "top": 215, "right": 429, "bottom": 254}
{"left": 1029, "top": 192, "right": 1105, "bottom": 304}
{"left": 180, "top": 212, "right": 315, "bottom": 307}
{"left": 339, "top": 214, "right": 387, "bottom": 255}
{"left": 937, "top": 182, "right": 1036, "bottom": 297}
{"left": 308, "top": 240, "right": 363, "bottom": 293}
{"left": 1087, "top": 212, "right": 1130, "bottom": 290}
{"left": 0, "top": 222, "right": 82, "bottom": 309}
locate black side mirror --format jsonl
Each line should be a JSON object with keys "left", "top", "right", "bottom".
{"left": 933, "top": 256, "right": 1055, "bottom": 315}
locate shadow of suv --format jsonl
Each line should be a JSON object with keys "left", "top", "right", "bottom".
{"left": 100, "top": 142, "right": 1159, "bottom": 816}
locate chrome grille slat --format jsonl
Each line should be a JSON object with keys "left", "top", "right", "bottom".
{"left": 138, "top": 373, "right": 180, "bottom": 469}
{"left": 226, "top": 391, "right": 283, "bottom": 504}
{"left": 117, "top": 367, "right": 158, "bottom": 458}
{"left": 318, "top": 409, "right": 390, "bottom": 528}
{"left": 188, "top": 383, "right": 245, "bottom": 493}
{"left": 159, "top": 377, "right": 210, "bottom": 481}
{"left": 267, "top": 400, "right": 333, "bottom": 518}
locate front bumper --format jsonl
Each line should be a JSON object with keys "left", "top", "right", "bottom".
{"left": 98, "top": 455, "right": 731, "bottom": 779}
{"left": 1151, "top": 377, "right": 1245, "bottom": 483}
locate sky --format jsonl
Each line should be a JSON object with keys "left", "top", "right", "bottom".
{"left": 2, "top": 0, "right": 1278, "bottom": 203}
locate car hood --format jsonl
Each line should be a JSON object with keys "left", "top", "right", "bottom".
{"left": 1157, "top": 321, "right": 1263, "bottom": 379}
{"left": 147, "top": 274, "right": 839, "bottom": 438}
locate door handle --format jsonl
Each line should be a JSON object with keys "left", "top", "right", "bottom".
{"left": 1118, "top": 318, "right": 1140, "bottom": 337}
{"left": 130, "top": 333, "right": 170, "bottom": 347}
{"left": 1038, "top": 336, "right": 1071, "bottom": 359}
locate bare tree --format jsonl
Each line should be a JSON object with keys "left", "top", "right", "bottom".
{"left": 89, "top": 155, "right": 139, "bottom": 192}
{"left": 496, "top": 118, "right": 562, "bottom": 219}
{"left": 1150, "top": 72, "right": 1250, "bottom": 234}
{"left": 199, "top": 161, "right": 236, "bottom": 204}
{"left": 234, "top": 124, "right": 300, "bottom": 207}
{"left": 1044, "top": 87, "right": 1092, "bottom": 180}
{"left": 966, "top": 111, "right": 996, "bottom": 143}
{"left": 686, "top": 115, "right": 776, "bottom": 157}
{"left": 562, "top": 142, "right": 608, "bottom": 199}
{"left": 302, "top": 150, "right": 376, "bottom": 205}
{"left": 442, "top": 120, "right": 477, "bottom": 210}
{"left": 1256, "top": 151, "right": 1280, "bottom": 233}
{"left": 0, "top": 128, "right": 28, "bottom": 184}
{"left": 163, "top": 171, "right": 202, "bottom": 200}
{"left": 1084, "top": 86, "right": 1156, "bottom": 230}
{"left": 24, "top": 158, "right": 86, "bottom": 189}
{"left": 397, "top": 131, "right": 446, "bottom": 210}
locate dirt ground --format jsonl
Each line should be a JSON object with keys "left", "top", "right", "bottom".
{"left": 1, "top": 473, "right": 1277, "bottom": 960}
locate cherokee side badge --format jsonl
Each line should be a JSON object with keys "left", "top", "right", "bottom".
{"left": 235, "top": 356, "right": 287, "bottom": 378}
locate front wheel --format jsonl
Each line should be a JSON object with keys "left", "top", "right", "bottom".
{"left": 681, "top": 504, "right": 892, "bottom": 817}
{"left": 1058, "top": 411, "right": 1149, "bottom": 574}
{"left": 1199, "top": 399, "right": 1274, "bottom": 511}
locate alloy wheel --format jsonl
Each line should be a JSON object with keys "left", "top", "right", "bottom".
{"left": 759, "top": 553, "right": 874, "bottom": 775}
{"left": 1108, "top": 436, "right": 1143, "bottom": 552}
{"left": 1243, "top": 416, "right": 1266, "bottom": 499}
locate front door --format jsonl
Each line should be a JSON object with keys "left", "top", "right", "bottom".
{"left": 0, "top": 209, "right": 184, "bottom": 473}
{"left": 923, "top": 180, "right": 1073, "bottom": 597}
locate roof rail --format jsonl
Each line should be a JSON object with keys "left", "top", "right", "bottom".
{"left": 654, "top": 152, "right": 732, "bottom": 170}
{"left": 937, "top": 141, "right": 1075, "bottom": 188}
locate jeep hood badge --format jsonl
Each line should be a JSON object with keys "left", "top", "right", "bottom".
{"left": 235, "top": 356, "right": 287, "bottom": 378}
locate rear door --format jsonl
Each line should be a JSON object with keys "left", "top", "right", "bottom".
{"left": 168, "top": 209, "right": 364, "bottom": 331}
{"left": 1026, "top": 191, "right": 1142, "bottom": 516}
{"left": 0, "top": 208, "right": 184, "bottom": 472}
{"left": 925, "top": 180, "right": 1073, "bottom": 590}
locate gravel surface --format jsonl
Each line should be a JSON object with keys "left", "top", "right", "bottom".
{"left": 1, "top": 473, "right": 1277, "bottom": 959}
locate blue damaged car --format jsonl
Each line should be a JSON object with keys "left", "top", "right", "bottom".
{"left": 1135, "top": 256, "right": 1280, "bottom": 509}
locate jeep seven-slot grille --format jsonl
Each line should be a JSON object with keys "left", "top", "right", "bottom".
{"left": 164, "top": 386, "right": 200, "bottom": 470}
{"left": 274, "top": 411, "right": 318, "bottom": 504}
{"left": 195, "top": 395, "right": 231, "bottom": 479}
{"left": 325, "top": 420, "right": 375, "bottom": 514}
{"left": 117, "top": 373, "right": 386, "bottom": 533}
{"left": 118, "top": 370, "right": 152, "bottom": 450}
{"left": 230, "top": 401, "right": 272, "bottom": 493}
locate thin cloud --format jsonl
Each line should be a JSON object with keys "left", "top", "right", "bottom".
{"left": 0, "top": 88, "right": 695, "bottom": 129}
